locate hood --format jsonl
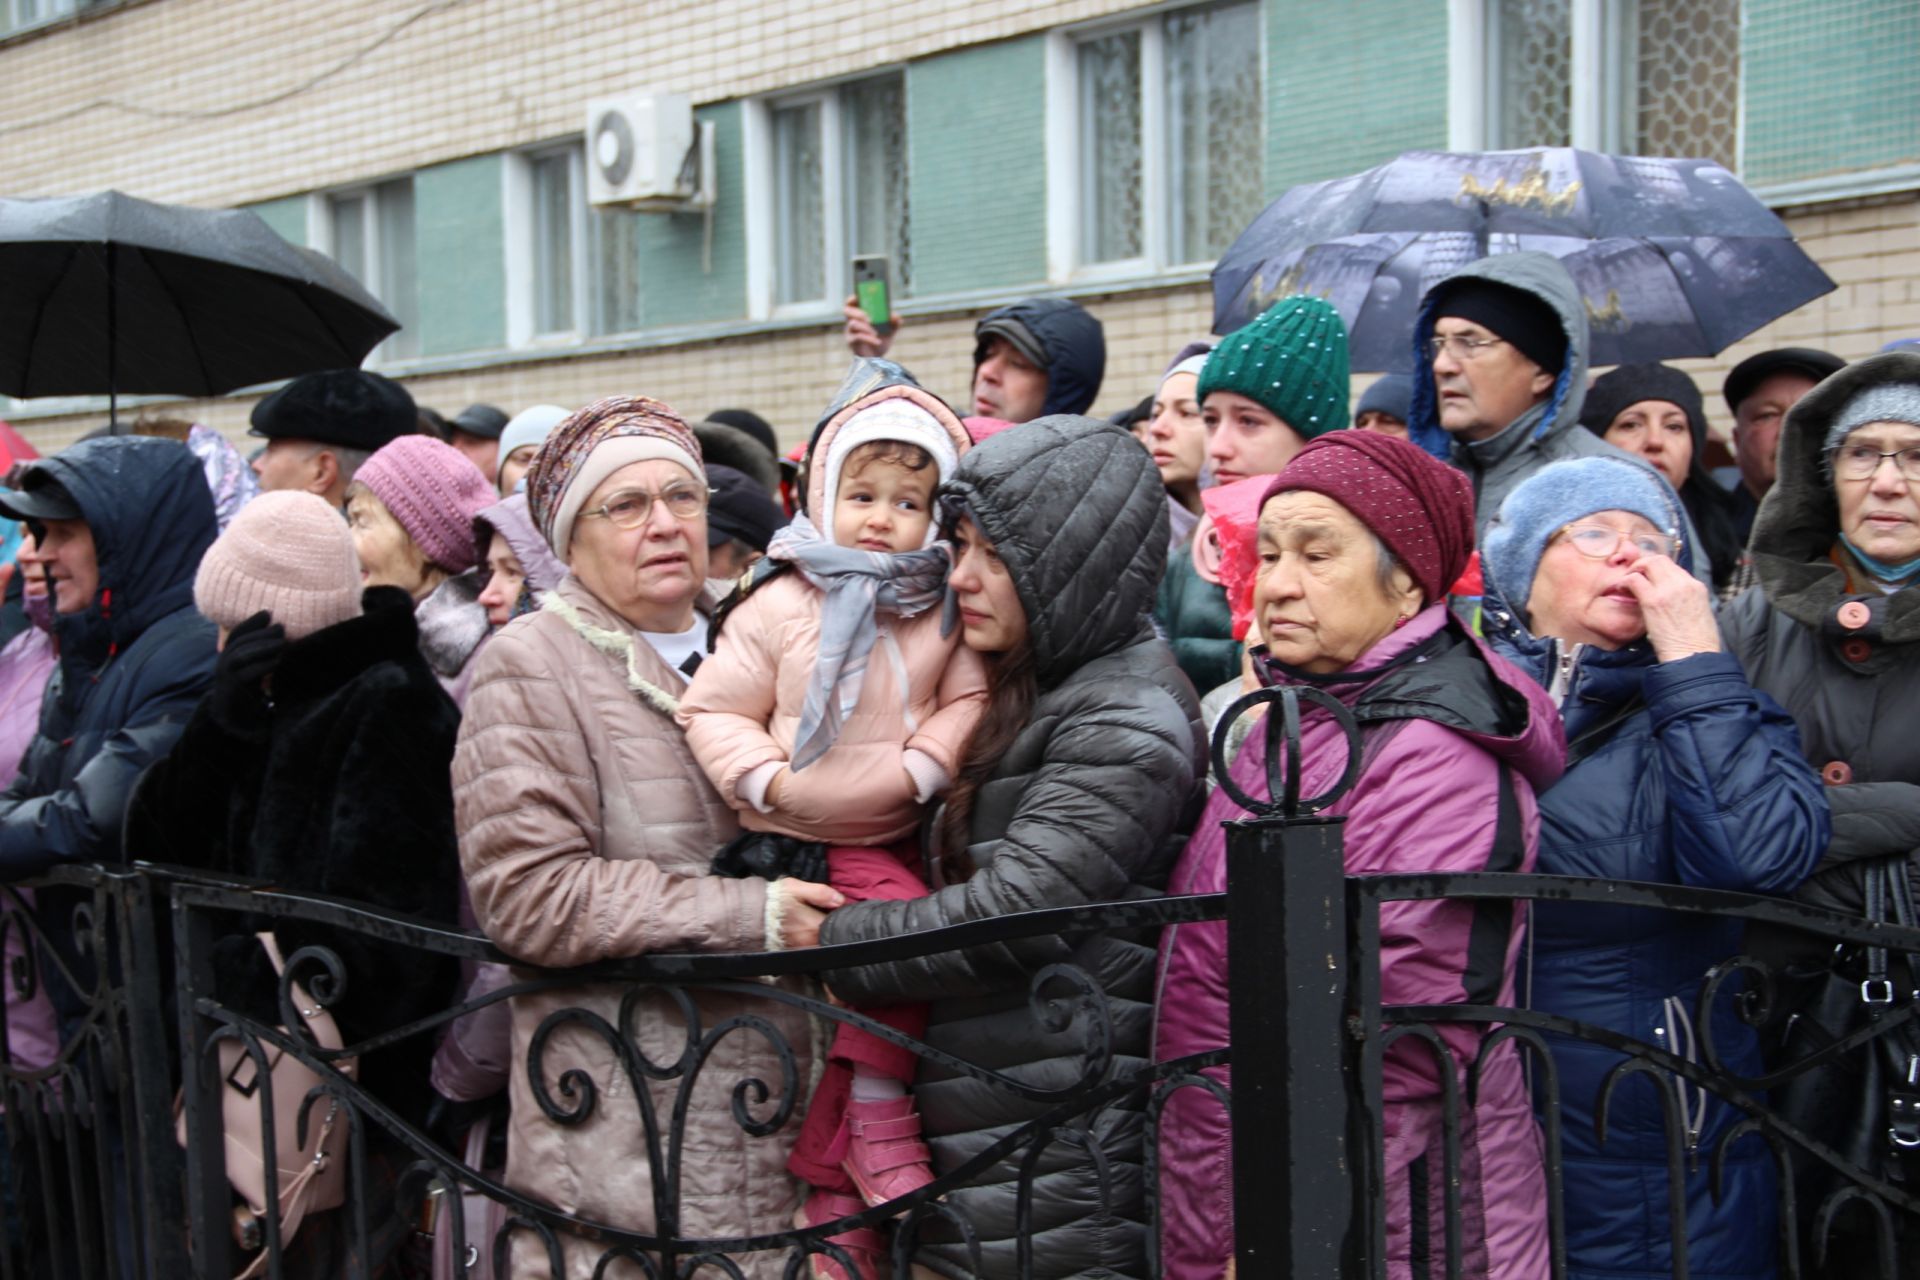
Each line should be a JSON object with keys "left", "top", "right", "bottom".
{"left": 802, "top": 359, "right": 971, "bottom": 519}
{"left": 1258, "top": 604, "right": 1565, "bottom": 793}
{"left": 1748, "top": 351, "right": 1920, "bottom": 638}
{"left": 1406, "top": 251, "right": 1591, "bottom": 463}
{"left": 974, "top": 298, "right": 1106, "bottom": 417}
{"left": 31, "top": 436, "right": 217, "bottom": 663}
{"left": 475, "top": 492, "right": 567, "bottom": 595}
{"left": 941, "top": 416, "right": 1167, "bottom": 687}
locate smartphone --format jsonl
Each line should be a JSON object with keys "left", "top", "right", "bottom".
{"left": 853, "top": 255, "right": 894, "bottom": 336}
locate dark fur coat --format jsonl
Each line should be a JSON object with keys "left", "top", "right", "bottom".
{"left": 127, "top": 586, "right": 462, "bottom": 1115}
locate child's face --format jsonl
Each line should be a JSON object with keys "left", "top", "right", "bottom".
{"left": 833, "top": 455, "right": 934, "bottom": 552}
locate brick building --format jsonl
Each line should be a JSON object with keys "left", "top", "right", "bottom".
{"left": 0, "top": 0, "right": 1916, "bottom": 450}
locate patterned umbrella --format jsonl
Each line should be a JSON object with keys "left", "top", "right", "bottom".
{"left": 1211, "top": 148, "right": 1836, "bottom": 372}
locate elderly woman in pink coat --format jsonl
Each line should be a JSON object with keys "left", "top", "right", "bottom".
{"left": 1154, "top": 432, "right": 1564, "bottom": 1280}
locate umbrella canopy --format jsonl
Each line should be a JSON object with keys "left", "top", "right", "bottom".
{"left": 0, "top": 190, "right": 398, "bottom": 403}
{"left": 1212, "top": 148, "right": 1836, "bottom": 372}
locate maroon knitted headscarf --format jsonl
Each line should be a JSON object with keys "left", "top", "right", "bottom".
{"left": 1261, "top": 432, "right": 1474, "bottom": 603}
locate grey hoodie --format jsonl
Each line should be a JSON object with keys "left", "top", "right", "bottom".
{"left": 1407, "top": 252, "right": 1709, "bottom": 583}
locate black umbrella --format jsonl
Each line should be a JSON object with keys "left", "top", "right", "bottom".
{"left": 0, "top": 190, "right": 399, "bottom": 423}
{"left": 1211, "top": 149, "right": 1836, "bottom": 372}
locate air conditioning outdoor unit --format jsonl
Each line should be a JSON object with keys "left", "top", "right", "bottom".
{"left": 585, "top": 92, "right": 715, "bottom": 211}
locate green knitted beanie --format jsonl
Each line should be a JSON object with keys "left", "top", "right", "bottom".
{"left": 1197, "top": 295, "right": 1350, "bottom": 438}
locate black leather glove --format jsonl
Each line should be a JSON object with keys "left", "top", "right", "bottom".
{"left": 710, "top": 831, "right": 829, "bottom": 884}
{"left": 206, "top": 611, "right": 286, "bottom": 738}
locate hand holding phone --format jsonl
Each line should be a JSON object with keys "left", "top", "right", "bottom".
{"left": 846, "top": 255, "right": 898, "bottom": 358}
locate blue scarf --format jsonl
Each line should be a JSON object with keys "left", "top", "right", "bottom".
{"left": 1841, "top": 533, "right": 1920, "bottom": 586}
{"left": 766, "top": 514, "right": 954, "bottom": 770}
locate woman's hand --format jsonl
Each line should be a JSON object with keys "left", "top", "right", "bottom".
{"left": 1622, "top": 554, "right": 1721, "bottom": 663}
{"left": 778, "top": 879, "right": 845, "bottom": 949}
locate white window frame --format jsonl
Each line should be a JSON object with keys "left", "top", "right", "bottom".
{"left": 745, "top": 69, "right": 905, "bottom": 322}
{"left": 1046, "top": 0, "right": 1258, "bottom": 285}
{"left": 5, "top": 0, "right": 79, "bottom": 35}
{"left": 504, "top": 143, "right": 591, "bottom": 348}
{"left": 310, "top": 178, "right": 418, "bottom": 364}
{"left": 1449, "top": 0, "right": 1741, "bottom": 165}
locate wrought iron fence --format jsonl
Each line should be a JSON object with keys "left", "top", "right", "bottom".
{"left": 0, "top": 687, "right": 1910, "bottom": 1277}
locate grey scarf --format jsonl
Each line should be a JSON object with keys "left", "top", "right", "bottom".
{"left": 765, "top": 513, "right": 953, "bottom": 770}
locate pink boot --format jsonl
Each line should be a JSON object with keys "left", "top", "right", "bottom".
{"left": 799, "top": 1189, "right": 888, "bottom": 1280}
{"left": 842, "top": 1095, "right": 937, "bottom": 1208}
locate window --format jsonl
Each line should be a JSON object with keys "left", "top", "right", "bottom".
{"left": 4, "top": 0, "right": 79, "bottom": 34}
{"left": 766, "top": 73, "right": 909, "bottom": 310}
{"left": 325, "top": 179, "right": 418, "bottom": 362}
{"left": 1062, "top": 0, "right": 1264, "bottom": 275}
{"left": 508, "top": 145, "right": 644, "bottom": 341}
{"left": 1462, "top": 0, "right": 1740, "bottom": 172}
{"left": 529, "top": 150, "right": 581, "bottom": 338}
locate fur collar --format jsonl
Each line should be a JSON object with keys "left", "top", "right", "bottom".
{"left": 271, "top": 586, "right": 426, "bottom": 704}
{"left": 415, "top": 573, "right": 490, "bottom": 678}
{"left": 539, "top": 588, "right": 682, "bottom": 715}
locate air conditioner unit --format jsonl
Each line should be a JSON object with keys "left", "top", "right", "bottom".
{"left": 586, "top": 92, "right": 714, "bottom": 211}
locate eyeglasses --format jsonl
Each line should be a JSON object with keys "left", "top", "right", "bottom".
{"left": 578, "top": 485, "right": 710, "bottom": 528}
{"left": 1827, "top": 443, "right": 1920, "bottom": 482}
{"left": 1556, "top": 521, "right": 1678, "bottom": 561}
{"left": 1426, "top": 334, "right": 1509, "bottom": 363}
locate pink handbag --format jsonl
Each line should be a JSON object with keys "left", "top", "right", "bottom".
{"left": 175, "top": 933, "right": 358, "bottom": 1280}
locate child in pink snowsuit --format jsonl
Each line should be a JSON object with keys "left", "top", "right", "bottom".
{"left": 678, "top": 382, "right": 986, "bottom": 1242}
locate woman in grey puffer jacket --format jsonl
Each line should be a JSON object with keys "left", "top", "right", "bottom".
{"left": 819, "top": 415, "right": 1207, "bottom": 1279}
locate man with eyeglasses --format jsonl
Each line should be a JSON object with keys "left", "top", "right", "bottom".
{"left": 1405, "top": 252, "right": 1710, "bottom": 584}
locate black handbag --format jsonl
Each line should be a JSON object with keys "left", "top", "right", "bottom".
{"left": 1772, "top": 855, "right": 1920, "bottom": 1272}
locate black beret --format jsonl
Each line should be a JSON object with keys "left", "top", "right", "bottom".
{"left": 249, "top": 370, "right": 417, "bottom": 452}
{"left": 704, "top": 464, "right": 785, "bottom": 551}
{"left": 452, "top": 403, "right": 510, "bottom": 439}
{"left": 1721, "top": 347, "right": 1845, "bottom": 416}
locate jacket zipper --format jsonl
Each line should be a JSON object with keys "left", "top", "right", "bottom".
{"left": 1546, "top": 639, "right": 1583, "bottom": 707}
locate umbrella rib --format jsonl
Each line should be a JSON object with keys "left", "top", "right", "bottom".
{"left": 142, "top": 250, "right": 218, "bottom": 395}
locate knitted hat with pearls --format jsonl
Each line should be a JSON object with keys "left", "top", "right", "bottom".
{"left": 1197, "top": 295, "right": 1351, "bottom": 438}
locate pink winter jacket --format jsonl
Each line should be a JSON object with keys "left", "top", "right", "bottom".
{"left": 678, "top": 574, "right": 986, "bottom": 845}
{"left": 1153, "top": 606, "right": 1565, "bottom": 1280}
{"left": 677, "top": 378, "right": 986, "bottom": 847}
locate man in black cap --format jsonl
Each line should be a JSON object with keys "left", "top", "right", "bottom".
{"left": 705, "top": 464, "right": 785, "bottom": 581}
{"left": 448, "top": 403, "right": 508, "bottom": 480}
{"left": 250, "top": 368, "right": 417, "bottom": 508}
{"left": 842, "top": 295, "right": 1106, "bottom": 422}
{"left": 1722, "top": 347, "right": 1845, "bottom": 541}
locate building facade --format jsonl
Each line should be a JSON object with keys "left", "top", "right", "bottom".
{"left": 1, "top": 0, "right": 1917, "bottom": 448}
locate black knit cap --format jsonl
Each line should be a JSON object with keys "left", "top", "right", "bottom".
{"left": 1580, "top": 362, "right": 1705, "bottom": 445}
{"left": 1430, "top": 279, "right": 1567, "bottom": 375}
{"left": 249, "top": 369, "right": 417, "bottom": 452}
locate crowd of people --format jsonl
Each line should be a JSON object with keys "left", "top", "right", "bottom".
{"left": 0, "top": 242, "right": 1908, "bottom": 1280}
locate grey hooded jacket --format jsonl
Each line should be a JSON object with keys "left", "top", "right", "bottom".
{"left": 1406, "top": 252, "right": 1710, "bottom": 584}
{"left": 1721, "top": 351, "right": 1920, "bottom": 901}
{"left": 820, "top": 416, "right": 1206, "bottom": 1279}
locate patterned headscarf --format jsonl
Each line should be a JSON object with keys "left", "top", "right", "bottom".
{"left": 526, "top": 395, "right": 704, "bottom": 556}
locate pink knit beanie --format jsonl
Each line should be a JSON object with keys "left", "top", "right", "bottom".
{"left": 353, "top": 435, "right": 494, "bottom": 574}
{"left": 195, "top": 491, "right": 361, "bottom": 640}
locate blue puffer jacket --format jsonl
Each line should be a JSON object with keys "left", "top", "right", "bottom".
{"left": 1486, "top": 580, "right": 1828, "bottom": 1280}
{"left": 0, "top": 438, "right": 218, "bottom": 1015}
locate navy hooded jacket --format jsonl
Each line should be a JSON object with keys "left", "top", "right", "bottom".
{"left": 1483, "top": 535, "right": 1827, "bottom": 1279}
{"left": 973, "top": 297, "right": 1106, "bottom": 417}
{"left": 1, "top": 436, "right": 218, "bottom": 878}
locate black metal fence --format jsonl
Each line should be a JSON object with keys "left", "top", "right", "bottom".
{"left": 0, "top": 695, "right": 1912, "bottom": 1277}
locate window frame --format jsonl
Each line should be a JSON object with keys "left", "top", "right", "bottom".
{"left": 1449, "top": 0, "right": 1743, "bottom": 168}
{"left": 312, "top": 176, "right": 419, "bottom": 364}
{"left": 1044, "top": 0, "right": 1262, "bottom": 286}
{"left": 504, "top": 143, "right": 593, "bottom": 348}
{"left": 744, "top": 68, "right": 907, "bottom": 322}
